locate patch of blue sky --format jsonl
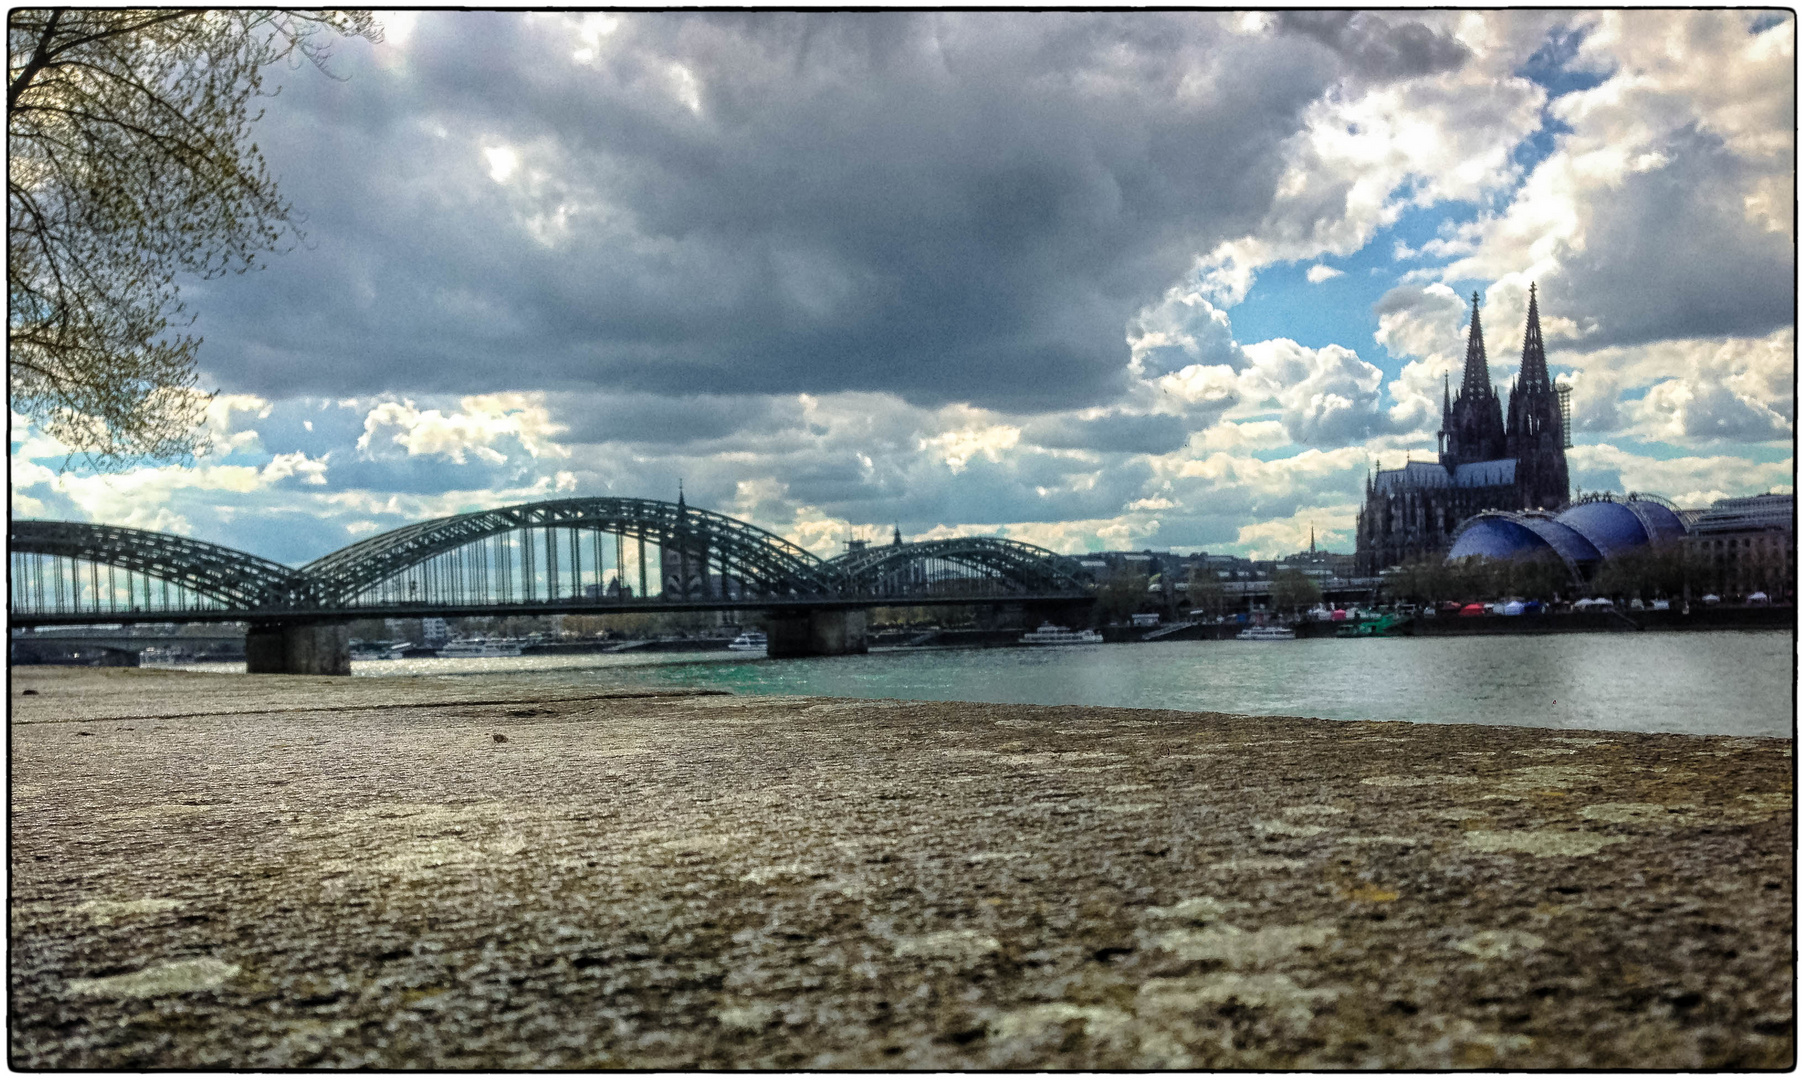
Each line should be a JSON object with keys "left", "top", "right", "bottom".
{"left": 1516, "top": 24, "right": 1611, "bottom": 100}
{"left": 1225, "top": 259, "right": 1386, "bottom": 355}
{"left": 323, "top": 453, "right": 514, "bottom": 496}
{"left": 251, "top": 401, "right": 364, "bottom": 460}
{"left": 1486, "top": 25, "right": 1611, "bottom": 199}
{"left": 219, "top": 507, "right": 356, "bottom": 563}
{"left": 1226, "top": 200, "right": 1483, "bottom": 372}
{"left": 1509, "top": 113, "right": 1571, "bottom": 182}
{"left": 1245, "top": 445, "right": 1312, "bottom": 464}
{"left": 1748, "top": 12, "right": 1789, "bottom": 35}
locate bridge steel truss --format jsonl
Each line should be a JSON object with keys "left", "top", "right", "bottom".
{"left": 9, "top": 500, "right": 1096, "bottom": 627}
{"left": 9, "top": 519, "right": 311, "bottom": 617}
{"left": 299, "top": 497, "right": 844, "bottom": 609}
{"left": 827, "top": 536, "right": 1090, "bottom": 600}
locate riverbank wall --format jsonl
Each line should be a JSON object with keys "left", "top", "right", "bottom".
{"left": 8, "top": 666, "right": 1791, "bottom": 1070}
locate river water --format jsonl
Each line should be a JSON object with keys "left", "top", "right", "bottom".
{"left": 160, "top": 630, "right": 1794, "bottom": 738}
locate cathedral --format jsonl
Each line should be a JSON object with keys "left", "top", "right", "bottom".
{"left": 1355, "top": 285, "right": 1571, "bottom": 573}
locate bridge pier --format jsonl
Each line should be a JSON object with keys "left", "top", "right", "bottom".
{"left": 765, "top": 609, "right": 868, "bottom": 659}
{"left": 245, "top": 621, "right": 352, "bottom": 676}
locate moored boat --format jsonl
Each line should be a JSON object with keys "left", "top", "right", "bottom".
{"left": 1019, "top": 623, "right": 1104, "bottom": 645}
{"left": 1235, "top": 625, "right": 1297, "bottom": 641}
{"left": 349, "top": 639, "right": 408, "bottom": 661}
{"left": 349, "top": 644, "right": 403, "bottom": 661}
{"left": 727, "top": 631, "right": 768, "bottom": 651}
{"left": 436, "top": 638, "right": 524, "bottom": 658}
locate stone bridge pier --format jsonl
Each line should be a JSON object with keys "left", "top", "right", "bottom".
{"left": 765, "top": 609, "right": 867, "bottom": 659}
{"left": 245, "top": 621, "right": 352, "bottom": 676}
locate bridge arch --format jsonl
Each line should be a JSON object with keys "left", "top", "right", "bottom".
{"left": 827, "top": 537, "right": 1089, "bottom": 599}
{"left": 9, "top": 519, "right": 310, "bottom": 613}
{"left": 300, "top": 496, "right": 843, "bottom": 607}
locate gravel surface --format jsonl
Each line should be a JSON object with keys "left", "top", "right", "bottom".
{"left": 8, "top": 666, "right": 1794, "bottom": 1068}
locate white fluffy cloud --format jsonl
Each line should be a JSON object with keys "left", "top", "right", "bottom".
{"left": 1232, "top": 501, "right": 1359, "bottom": 559}
{"left": 1128, "top": 287, "right": 1248, "bottom": 379}
{"left": 1623, "top": 330, "right": 1795, "bottom": 443}
{"left": 1569, "top": 442, "right": 1792, "bottom": 508}
{"left": 355, "top": 393, "right": 569, "bottom": 463}
{"left": 1440, "top": 11, "right": 1793, "bottom": 348}
{"left": 1194, "top": 14, "right": 1550, "bottom": 305}
{"left": 1238, "top": 339, "right": 1393, "bottom": 447}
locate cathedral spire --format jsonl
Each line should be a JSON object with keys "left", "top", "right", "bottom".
{"left": 1505, "top": 282, "right": 1568, "bottom": 509}
{"left": 1460, "top": 291, "right": 1492, "bottom": 400}
{"left": 1518, "top": 282, "right": 1549, "bottom": 394}
{"left": 1443, "top": 291, "right": 1508, "bottom": 466}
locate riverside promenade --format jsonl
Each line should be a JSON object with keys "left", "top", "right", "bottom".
{"left": 9, "top": 666, "right": 1793, "bottom": 1069}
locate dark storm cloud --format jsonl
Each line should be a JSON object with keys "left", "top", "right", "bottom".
{"left": 188, "top": 12, "right": 1350, "bottom": 413}
{"left": 1274, "top": 12, "right": 1472, "bottom": 80}
{"left": 1542, "top": 127, "right": 1793, "bottom": 351}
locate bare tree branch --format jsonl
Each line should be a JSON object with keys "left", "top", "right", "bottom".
{"left": 8, "top": 8, "right": 378, "bottom": 470}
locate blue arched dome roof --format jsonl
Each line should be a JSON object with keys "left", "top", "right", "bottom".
{"left": 1554, "top": 499, "right": 1649, "bottom": 557}
{"left": 1517, "top": 516, "right": 1604, "bottom": 565}
{"left": 1624, "top": 497, "right": 1686, "bottom": 544}
{"left": 1449, "top": 512, "right": 1605, "bottom": 570}
{"left": 1448, "top": 516, "right": 1554, "bottom": 561}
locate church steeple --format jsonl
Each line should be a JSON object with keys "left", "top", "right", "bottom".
{"left": 1517, "top": 282, "right": 1549, "bottom": 394}
{"left": 1506, "top": 282, "right": 1569, "bottom": 509}
{"left": 1440, "top": 291, "right": 1507, "bottom": 468}
{"left": 1460, "top": 291, "right": 1493, "bottom": 399}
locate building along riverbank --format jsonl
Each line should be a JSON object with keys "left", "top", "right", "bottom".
{"left": 9, "top": 666, "right": 1792, "bottom": 1069}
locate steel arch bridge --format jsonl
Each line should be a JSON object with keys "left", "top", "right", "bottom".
{"left": 9, "top": 498, "right": 1095, "bottom": 626}
{"left": 10, "top": 520, "right": 311, "bottom": 615}
{"left": 301, "top": 496, "right": 842, "bottom": 608}
{"left": 827, "top": 536, "right": 1089, "bottom": 599}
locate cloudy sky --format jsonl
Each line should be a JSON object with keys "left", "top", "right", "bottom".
{"left": 11, "top": 10, "right": 1795, "bottom": 564}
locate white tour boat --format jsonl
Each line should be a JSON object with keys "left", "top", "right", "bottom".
{"left": 727, "top": 631, "right": 769, "bottom": 651}
{"left": 1235, "top": 625, "right": 1297, "bottom": 641}
{"left": 349, "top": 641, "right": 405, "bottom": 661}
{"left": 1019, "top": 623, "right": 1104, "bottom": 645}
{"left": 436, "top": 638, "right": 524, "bottom": 658}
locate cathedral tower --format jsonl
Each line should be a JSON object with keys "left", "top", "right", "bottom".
{"left": 1506, "top": 283, "right": 1570, "bottom": 509}
{"left": 1439, "top": 292, "right": 1507, "bottom": 469}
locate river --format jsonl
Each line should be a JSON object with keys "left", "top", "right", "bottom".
{"left": 156, "top": 630, "right": 1794, "bottom": 738}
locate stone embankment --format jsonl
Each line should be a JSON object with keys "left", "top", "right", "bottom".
{"left": 9, "top": 667, "right": 1793, "bottom": 1069}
